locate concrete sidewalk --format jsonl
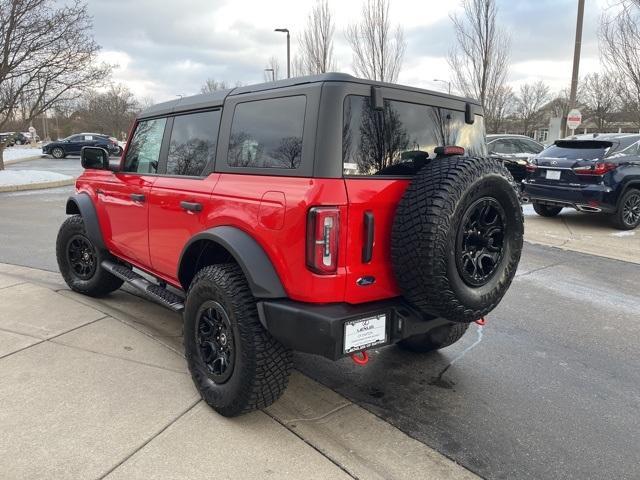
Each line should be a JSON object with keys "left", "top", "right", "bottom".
{"left": 0, "top": 263, "right": 477, "bottom": 480}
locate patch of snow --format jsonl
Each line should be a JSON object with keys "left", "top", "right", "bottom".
{"left": 2, "top": 147, "right": 43, "bottom": 162}
{"left": 0, "top": 169, "right": 71, "bottom": 187}
{"left": 611, "top": 230, "right": 636, "bottom": 237}
{"left": 522, "top": 204, "right": 536, "bottom": 216}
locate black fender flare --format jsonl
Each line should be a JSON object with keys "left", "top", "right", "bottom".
{"left": 618, "top": 180, "right": 640, "bottom": 207}
{"left": 178, "top": 226, "right": 286, "bottom": 299}
{"left": 65, "top": 193, "right": 105, "bottom": 250}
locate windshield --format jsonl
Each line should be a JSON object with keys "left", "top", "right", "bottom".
{"left": 343, "top": 95, "right": 486, "bottom": 176}
{"left": 538, "top": 141, "right": 612, "bottom": 161}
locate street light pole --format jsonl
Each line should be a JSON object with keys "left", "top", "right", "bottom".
{"left": 433, "top": 78, "right": 451, "bottom": 94}
{"left": 275, "top": 28, "right": 290, "bottom": 78}
{"left": 565, "top": 0, "right": 585, "bottom": 137}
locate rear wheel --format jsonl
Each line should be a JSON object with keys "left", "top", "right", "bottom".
{"left": 532, "top": 202, "right": 563, "bottom": 217}
{"left": 184, "top": 264, "right": 292, "bottom": 417}
{"left": 398, "top": 323, "right": 469, "bottom": 353}
{"left": 56, "top": 215, "right": 123, "bottom": 296}
{"left": 613, "top": 189, "right": 640, "bottom": 230}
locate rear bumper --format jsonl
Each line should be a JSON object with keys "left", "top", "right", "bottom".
{"left": 522, "top": 180, "right": 617, "bottom": 213}
{"left": 257, "top": 298, "right": 454, "bottom": 361}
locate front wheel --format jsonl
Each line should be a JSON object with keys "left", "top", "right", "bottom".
{"left": 51, "top": 147, "right": 65, "bottom": 159}
{"left": 398, "top": 323, "right": 469, "bottom": 353}
{"left": 56, "top": 215, "right": 124, "bottom": 296}
{"left": 184, "top": 264, "right": 292, "bottom": 417}
{"left": 532, "top": 202, "right": 563, "bottom": 217}
{"left": 613, "top": 189, "right": 640, "bottom": 230}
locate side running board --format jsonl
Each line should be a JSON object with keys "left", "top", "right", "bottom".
{"left": 101, "top": 260, "right": 184, "bottom": 312}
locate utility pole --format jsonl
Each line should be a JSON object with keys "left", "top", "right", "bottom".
{"left": 565, "top": 0, "right": 585, "bottom": 137}
{"left": 275, "top": 28, "right": 290, "bottom": 78}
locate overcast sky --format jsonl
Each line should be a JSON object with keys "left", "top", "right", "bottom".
{"left": 89, "top": 0, "right": 609, "bottom": 102}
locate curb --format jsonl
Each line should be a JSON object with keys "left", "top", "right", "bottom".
{"left": 0, "top": 177, "right": 74, "bottom": 193}
{"left": 4, "top": 154, "right": 45, "bottom": 165}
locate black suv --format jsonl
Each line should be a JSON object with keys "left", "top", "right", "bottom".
{"left": 43, "top": 133, "right": 121, "bottom": 159}
{"left": 523, "top": 133, "right": 640, "bottom": 229}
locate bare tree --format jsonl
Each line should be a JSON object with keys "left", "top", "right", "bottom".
{"left": 263, "top": 56, "right": 281, "bottom": 82}
{"left": 600, "top": 1, "right": 640, "bottom": 128}
{"left": 484, "top": 85, "right": 514, "bottom": 133}
{"left": 78, "top": 84, "right": 139, "bottom": 139}
{"left": 346, "top": 0, "right": 406, "bottom": 82}
{"left": 448, "top": 0, "right": 511, "bottom": 126}
{"left": 200, "top": 78, "right": 229, "bottom": 94}
{"left": 299, "top": 0, "right": 336, "bottom": 75}
{"left": 0, "top": 0, "right": 109, "bottom": 169}
{"left": 514, "top": 81, "right": 551, "bottom": 136}
{"left": 580, "top": 73, "right": 620, "bottom": 130}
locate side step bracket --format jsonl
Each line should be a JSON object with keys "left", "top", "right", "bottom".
{"left": 101, "top": 260, "right": 184, "bottom": 312}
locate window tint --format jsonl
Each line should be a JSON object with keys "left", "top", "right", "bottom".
{"left": 343, "top": 95, "right": 486, "bottom": 176}
{"left": 123, "top": 118, "right": 167, "bottom": 174}
{"left": 227, "top": 96, "right": 306, "bottom": 169}
{"left": 69, "top": 135, "right": 82, "bottom": 142}
{"left": 166, "top": 110, "right": 220, "bottom": 176}
{"left": 540, "top": 143, "right": 608, "bottom": 161}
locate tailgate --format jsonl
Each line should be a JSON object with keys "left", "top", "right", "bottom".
{"left": 343, "top": 178, "right": 410, "bottom": 304}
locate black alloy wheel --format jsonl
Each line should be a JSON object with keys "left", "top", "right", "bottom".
{"left": 196, "top": 301, "right": 235, "bottom": 383}
{"left": 66, "top": 234, "right": 97, "bottom": 280}
{"left": 456, "top": 197, "right": 506, "bottom": 287}
{"left": 622, "top": 191, "right": 640, "bottom": 227}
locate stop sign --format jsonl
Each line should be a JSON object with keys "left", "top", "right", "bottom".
{"left": 567, "top": 109, "right": 582, "bottom": 131}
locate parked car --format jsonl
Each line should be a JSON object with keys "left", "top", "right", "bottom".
{"left": 55, "top": 73, "right": 524, "bottom": 416}
{"left": 43, "top": 133, "right": 121, "bottom": 158}
{"left": 523, "top": 133, "right": 640, "bottom": 229}
{"left": 0, "top": 132, "right": 16, "bottom": 147}
{"left": 487, "top": 134, "right": 545, "bottom": 186}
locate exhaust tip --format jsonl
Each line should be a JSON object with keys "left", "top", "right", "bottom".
{"left": 576, "top": 204, "right": 602, "bottom": 213}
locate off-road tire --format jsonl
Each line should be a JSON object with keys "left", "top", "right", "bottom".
{"left": 51, "top": 147, "right": 65, "bottom": 159}
{"left": 184, "top": 264, "right": 292, "bottom": 417}
{"left": 398, "top": 323, "right": 470, "bottom": 353}
{"left": 56, "top": 215, "right": 124, "bottom": 296}
{"left": 612, "top": 189, "right": 640, "bottom": 230}
{"left": 532, "top": 202, "right": 563, "bottom": 217}
{"left": 392, "top": 156, "right": 523, "bottom": 323}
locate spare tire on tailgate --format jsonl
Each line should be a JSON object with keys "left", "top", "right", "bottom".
{"left": 391, "top": 156, "right": 523, "bottom": 323}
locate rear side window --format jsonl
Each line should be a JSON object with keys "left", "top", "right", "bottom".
{"left": 490, "top": 139, "right": 520, "bottom": 155}
{"left": 123, "top": 118, "right": 167, "bottom": 174}
{"left": 518, "top": 138, "right": 544, "bottom": 154}
{"left": 227, "top": 96, "right": 306, "bottom": 169}
{"left": 166, "top": 110, "right": 221, "bottom": 177}
{"left": 343, "top": 95, "right": 486, "bottom": 176}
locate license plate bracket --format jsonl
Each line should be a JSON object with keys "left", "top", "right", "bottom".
{"left": 343, "top": 314, "right": 387, "bottom": 354}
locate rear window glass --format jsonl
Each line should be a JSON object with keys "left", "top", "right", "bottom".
{"left": 539, "top": 141, "right": 610, "bottom": 161}
{"left": 343, "top": 95, "right": 486, "bottom": 176}
{"left": 166, "top": 110, "right": 220, "bottom": 176}
{"left": 227, "top": 96, "right": 306, "bottom": 169}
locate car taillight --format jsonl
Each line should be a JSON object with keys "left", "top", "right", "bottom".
{"left": 306, "top": 207, "right": 339, "bottom": 274}
{"left": 526, "top": 163, "right": 538, "bottom": 173}
{"left": 573, "top": 162, "right": 617, "bottom": 176}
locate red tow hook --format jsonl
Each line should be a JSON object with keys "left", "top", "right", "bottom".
{"left": 475, "top": 317, "right": 486, "bottom": 326}
{"left": 350, "top": 350, "right": 369, "bottom": 366}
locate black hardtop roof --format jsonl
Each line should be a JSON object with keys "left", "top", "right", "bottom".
{"left": 137, "top": 72, "right": 480, "bottom": 119}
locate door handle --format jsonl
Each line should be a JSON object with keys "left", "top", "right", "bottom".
{"left": 180, "top": 201, "right": 202, "bottom": 212}
{"left": 130, "top": 193, "right": 145, "bottom": 202}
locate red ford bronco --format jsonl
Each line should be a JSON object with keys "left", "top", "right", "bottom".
{"left": 56, "top": 74, "right": 523, "bottom": 416}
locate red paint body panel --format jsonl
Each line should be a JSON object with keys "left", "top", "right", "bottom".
{"left": 343, "top": 178, "right": 410, "bottom": 303}
{"left": 148, "top": 174, "right": 221, "bottom": 279}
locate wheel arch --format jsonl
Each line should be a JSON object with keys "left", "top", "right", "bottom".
{"left": 65, "top": 193, "right": 105, "bottom": 250}
{"left": 619, "top": 180, "right": 640, "bottom": 204}
{"left": 178, "top": 226, "right": 287, "bottom": 299}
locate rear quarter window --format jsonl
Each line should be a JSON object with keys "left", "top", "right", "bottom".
{"left": 227, "top": 96, "right": 306, "bottom": 169}
{"left": 343, "top": 95, "right": 486, "bottom": 176}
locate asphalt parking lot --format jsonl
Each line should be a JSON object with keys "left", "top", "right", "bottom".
{"left": 0, "top": 157, "right": 639, "bottom": 479}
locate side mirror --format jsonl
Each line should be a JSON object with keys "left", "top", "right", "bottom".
{"left": 81, "top": 147, "right": 109, "bottom": 170}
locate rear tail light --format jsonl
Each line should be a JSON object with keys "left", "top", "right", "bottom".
{"left": 526, "top": 163, "right": 538, "bottom": 173}
{"left": 573, "top": 162, "right": 617, "bottom": 176}
{"left": 306, "top": 207, "right": 339, "bottom": 274}
{"left": 434, "top": 145, "right": 465, "bottom": 156}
